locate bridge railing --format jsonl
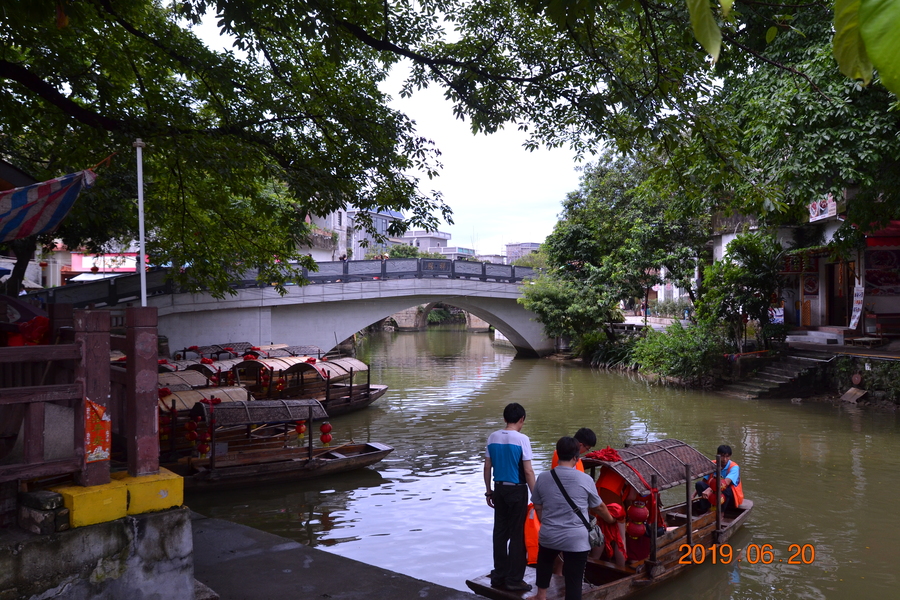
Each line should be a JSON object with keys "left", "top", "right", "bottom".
{"left": 29, "top": 260, "right": 536, "bottom": 308}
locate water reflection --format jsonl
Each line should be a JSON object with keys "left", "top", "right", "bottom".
{"left": 187, "top": 328, "right": 900, "bottom": 598}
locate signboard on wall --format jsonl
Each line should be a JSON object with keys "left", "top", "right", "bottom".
{"left": 809, "top": 194, "right": 838, "bottom": 222}
{"left": 848, "top": 286, "right": 866, "bottom": 330}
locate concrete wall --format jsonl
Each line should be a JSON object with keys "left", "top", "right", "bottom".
{"left": 0, "top": 507, "right": 194, "bottom": 600}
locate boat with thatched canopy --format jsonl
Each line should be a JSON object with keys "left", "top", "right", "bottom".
{"left": 184, "top": 355, "right": 387, "bottom": 417}
{"left": 163, "top": 399, "right": 393, "bottom": 491}
{"left": 466, "top": 439, "right": 753, "bottom": 600}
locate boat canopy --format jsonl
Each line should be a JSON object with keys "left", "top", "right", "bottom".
{"left": 158, "top": 359, "right": 200, "bottom": 372}
{"left": 231, "top": 356, "right": 368, "bottom": 380}
{"left": 583, "top": 439, "right": 717, "bottom": 495}
{"left": 158, "top": 370, "right": 209, "bottom": 391}
{"left": 185, "top": 357, "right": 246, "bottom": 377}
{"left": 197, "top": 399, "right": 327, "bottom": 426}
{"left": 158, "top": 386, "right": 250, "bottom": 412}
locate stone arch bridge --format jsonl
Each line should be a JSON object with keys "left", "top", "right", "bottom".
{"left": 34, "top": 259, "right": 553, "bottom": 357}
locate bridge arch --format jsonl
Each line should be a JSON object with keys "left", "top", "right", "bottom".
{"left": 150, "top": 278, "right": 554, "bottom": 357}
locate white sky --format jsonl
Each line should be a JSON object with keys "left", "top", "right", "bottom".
{"left": 381, "top": 71, "right": 583, "bottom": 256}
{"left": 193, "top": 20, "right": 584, "bottom": 256}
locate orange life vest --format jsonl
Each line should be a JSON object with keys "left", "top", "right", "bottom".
{"left": 551, "top": 450, "right": 584, "bottom": 472}
{"left": 524, "top": 503, "right": 541, "bottom": 565}
{"left": 709, "top": 460, "right": 744, "bottom": 507}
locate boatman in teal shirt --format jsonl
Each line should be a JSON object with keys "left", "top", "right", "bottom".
{"left": 484, "top": 402, "right": 536, "bottom": 592}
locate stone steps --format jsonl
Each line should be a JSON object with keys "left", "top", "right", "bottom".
{"left": 718, "top": 353, "right": 830, "bottom": 399}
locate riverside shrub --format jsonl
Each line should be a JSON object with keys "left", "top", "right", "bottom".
{"left": 632, "top": 322, "right": 724, "bottom": 384}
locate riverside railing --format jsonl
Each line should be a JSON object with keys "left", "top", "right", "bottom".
{"left": 30, "top": 260, "right": 536, "bottom": 309}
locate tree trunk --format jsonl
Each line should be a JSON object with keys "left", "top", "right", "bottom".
{"left": 1, "top": 237, "right": 36, "bottom": 296}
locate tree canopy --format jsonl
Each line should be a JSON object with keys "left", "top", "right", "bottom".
{"left": 3, "top": 0, "right": 898, "bottom": 296}
{"left": 1, "top": 0, "right": 450, "bottom": 295}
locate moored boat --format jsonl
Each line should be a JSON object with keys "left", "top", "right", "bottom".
{"left": 466, "top": 439, "right": 753, "bottom": 600}
{"left": 185, "top": 355, "right": 387, "bottom": 418}
{"left": 164, "top": 399, "right": 393, "bottom": 491}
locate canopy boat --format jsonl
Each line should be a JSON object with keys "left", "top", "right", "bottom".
{"left": 163, "top": 399, "right": 393, "bottom": 491}
{"left": 466, "top": 439, "right": 753, "bottom": 600}
{"left": 186, "top": 355, "right": 387, "bottom": 417}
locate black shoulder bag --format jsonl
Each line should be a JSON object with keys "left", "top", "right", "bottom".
{"left": 550, "top": 468, "right": 604, "bottom": 547}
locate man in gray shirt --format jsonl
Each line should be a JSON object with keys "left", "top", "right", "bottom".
{"left": 529, "top": 437, "right": 616, "bottom": 600}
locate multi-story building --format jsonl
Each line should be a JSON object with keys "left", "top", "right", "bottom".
{"left": 505, "top": 242, "right": 541, "bottom": 263}
{"left": 345, "top": 209, "right": 405, "bottom": 259}
{"left": 398, "top": 230, "right": 451, "bottom": 253}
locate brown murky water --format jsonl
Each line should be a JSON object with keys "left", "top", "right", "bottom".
{"left": 187, "top": 327, "right": 900, "bottom": 598}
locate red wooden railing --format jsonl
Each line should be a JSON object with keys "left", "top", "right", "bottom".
{"left": 0, "top": 304, "right": 159, "bottom": 526}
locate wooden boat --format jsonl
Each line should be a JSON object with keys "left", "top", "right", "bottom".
{"left": 185, "top": 355, "right": 387, "bottom": 418}
{"left": 164, "top": 399, "right": 393, "bottom": 491}
{"left": 466, "top": 439, "right": 753, "bottom": 600}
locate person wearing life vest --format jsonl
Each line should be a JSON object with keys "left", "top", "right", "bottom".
{"left": 695, "top": 445, "right": 743, "bottom": 513}
{"left": 550, "top": 428, "right": 596, "bottom": 472}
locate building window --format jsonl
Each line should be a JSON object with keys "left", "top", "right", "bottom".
{"left": 337, "top": 212, "right": 342, "bottom": 227}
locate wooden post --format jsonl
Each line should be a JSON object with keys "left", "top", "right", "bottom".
{"left": 685, "top": 463, "right": 693, "bottom": 547}
{"left": 714, "top": 454, "right": 722, "bottom": 543}
{"left": 307, "top": 405, "right": 313, "bottom": 460}
{"left": 74, "top": 310, "right": 111, "bottom": 487}
{"left": 209, "top": 402, "right": 216, "bottom": 472}
{"left": 649, "top": 474, "right": 658, "bottom": 568}
{"left": 125, "top": 307, "right": 159, "bottom": 476}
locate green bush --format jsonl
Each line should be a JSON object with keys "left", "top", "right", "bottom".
{"left": 649, "top": 298, "right": 694, "bottom": 319}
{"left": 590, "top": 335, "right": 639, "bottom": 369}
{"left": 632, "top": 322, "right": 724, "bottom": 384}
{"left": 574, "top": 330, "right": 607, "bottom": 360}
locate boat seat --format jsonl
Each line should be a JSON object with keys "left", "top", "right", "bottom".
{"left": 325, "top": 452, "right": 347, "bottom": 459}
{"left": 586, "top": 557, "right": 635, "bottom": 575}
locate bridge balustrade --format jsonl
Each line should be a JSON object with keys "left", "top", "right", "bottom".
{"left": 29, "top": 260, "right": 537, "bottom": 308}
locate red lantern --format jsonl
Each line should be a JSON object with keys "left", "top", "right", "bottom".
{"left": 627, "top": 501, "right": 649, "bottom": 523}
{"left": 319, "top": 422, "right": 332, "bottom": 434}
{"left": 185, "top": 430, "right": 199, "bottom": 442}
{"left": 159, "top": 415, "right": 171, "bottom": 426}
{"left": 159, "top": 426, "right": 171, "bottom": 436}
{"left": 185, "top": 421, "right": 198, "bottom": 431}
{"left": 626, "top": 521, "right": 646, "bottom": 539}
{"left": 200, "top": 432, "right": 211, "bottom": 443}
{"left": 295, "top": 422, "right": 307, "bottom": 435}
{"left": 320, "top": 433, "right": 333, "bottom": 445}
{"left": 197, "top": 443, "right": 210, "bottom": 454}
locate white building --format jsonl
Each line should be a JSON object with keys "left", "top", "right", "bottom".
{"left": 399, "top": 230, "right": 450, "bottom": 253}
{"left": 345, "top": 209, "right": 405, "bottom": 259}
{"left": 505, "top": 242, "right": 541, "bottom": 263}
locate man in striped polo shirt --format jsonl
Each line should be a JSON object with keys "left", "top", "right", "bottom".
{"left": 483, "top": 402, "right": 536, "bottom": 592}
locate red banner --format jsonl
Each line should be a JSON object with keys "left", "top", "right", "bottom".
{"left": 85, "top": 399, "right": 111, "bottom": 463}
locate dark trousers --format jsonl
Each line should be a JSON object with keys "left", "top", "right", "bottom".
{"left": 534, "top": 544, "right": 589, "bottom": 600}
{"left": 491, "top": 484, "right": 529, "bottom": 585}
{"left": 695, "top": 481, "right": 735, "bottom": 513}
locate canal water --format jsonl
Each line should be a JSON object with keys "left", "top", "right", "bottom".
{"left": 187, "top": 328, "right": 900, "bottom": 599}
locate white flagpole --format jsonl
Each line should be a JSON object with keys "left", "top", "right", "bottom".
{"left": 133, "top": 138, "right": 147, "bottom": 307}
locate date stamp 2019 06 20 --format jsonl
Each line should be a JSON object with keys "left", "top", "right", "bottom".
{"left": 678, "top": 543, "right": 816, "bottom": 565}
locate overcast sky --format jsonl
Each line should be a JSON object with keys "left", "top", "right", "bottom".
{"left": 194, "top": 21, "right": 584, "bottom": 257}
{"left": 382, "top": 69, "right": 584, "bottom": 256}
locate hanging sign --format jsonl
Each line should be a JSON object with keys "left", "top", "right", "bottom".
{"left": 848, "top": 286, "right": 866, "bottom": 330}
{"left": 84, "top": 399, "right": 111, "bottom": 462}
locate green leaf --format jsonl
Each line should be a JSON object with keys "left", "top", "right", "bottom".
{"left": 687, "top": 0, "right": 722, "bottom": 62}
{"left": 859, "top": 0, "right": 900, "bottom": 95}
{"left": 833, "top": 0, "right": 873, "bottom": 84}
{"left": 720, "top": 0, "right": 734, "bottom": 18}
{"left": 766, "top": 26, "right": 777, "bottom": 44}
